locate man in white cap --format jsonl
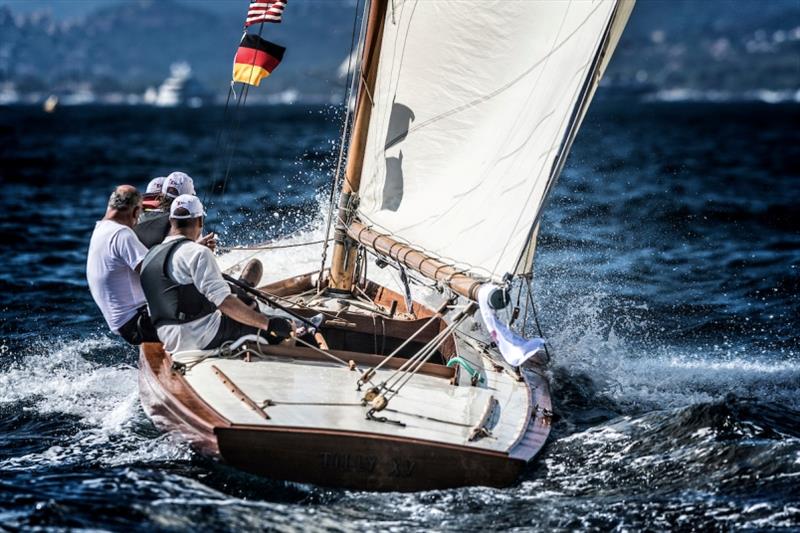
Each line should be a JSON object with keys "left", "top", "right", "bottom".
{"left": 86, "top": 185, "right": 159, "bottom": 345}
{"left": 139, "top": 194, "right": 286, "bottom": 353}
{"left": 135, "top": 171, "right": 214, "bottom": 249}
{"left": 162, "top": 171, "right": 194, "bottom": 198}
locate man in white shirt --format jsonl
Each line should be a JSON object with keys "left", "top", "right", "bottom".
{"left": 86, "top": 185, "right": 159, "bottom": 345}
{"left": 140, "top": 195, "right": 292, "bottom": 353}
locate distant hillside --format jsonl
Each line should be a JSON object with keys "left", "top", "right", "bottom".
{"left": 0, "top": 0, "right": 798, "bottom": 103}
{"left": 0, "top": 0, "right": 357, "bottom": 100}
{"left": 609, "top": 0, "right": 800, "bottom": 97}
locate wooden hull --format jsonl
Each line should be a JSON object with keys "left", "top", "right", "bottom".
{"left": 216, "top": 426, "right": 523, "bottom": 491}
{"left": 138, "top": 274, "right": 550, "bottom": 492}
{"left": 139, "top": 343, "right": 525, "bottom": 491}
{"left": 138, "top": 343, "right": 227, "bottom": 456}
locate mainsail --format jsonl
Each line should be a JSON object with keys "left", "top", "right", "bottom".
{"left": 352, "top": 0, "right": 634, "bottom": 284}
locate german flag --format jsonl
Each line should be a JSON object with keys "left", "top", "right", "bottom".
{"left": 232, "top": 34, "right": 285, "bottom": 87}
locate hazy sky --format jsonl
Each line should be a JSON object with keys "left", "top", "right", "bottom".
{"left": 4, "top": 1, "right": 131, "bottom": 17}
{"left": 1, "top": 0, "right": 353, "bottom": 18}
{"left": 0, "top": 0, "right": 237, "bottom": 18}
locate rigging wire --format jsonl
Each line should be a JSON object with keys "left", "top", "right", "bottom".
{"left": 207, "top": 20, "right": 269, "bottom": 210}
{"left": 365, "top": 303, "right": 473, "bottom": 398}
{"left": 222, "top": 238, "right": 330, "bottom": 252}
{"left": 380, "top": 310, "right": 471, "bottom": 399}
{"left": 355, "top": 307, "right": 449, "bottom": 390}
{"left": 524, "top": 277, "right": 550, "bottom": 361}
{"left": 206, "top": 31, "right": 250, "bottom": 207}
{"left": 242, "top": 283, "right": 345, "bottom": 322}
{"left": 219, "top": 82, "right": 251, "bottom": 198}
{"left": 317, "top": 0, "right": 367, "bottom": 286}
{"left": 203, "top": 82, "right": 236, "bottom": 207}
{"left": 292, "top": 336, "right": 353, "bottom": 368}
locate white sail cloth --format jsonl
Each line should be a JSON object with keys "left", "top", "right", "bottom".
{"left": 477, "top": 285, "right": 545, "bottom": 367}
{"left": 357, "top": 0, "right": 624, "bottom": 280}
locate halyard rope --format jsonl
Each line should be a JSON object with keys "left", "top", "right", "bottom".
{"left": 317, "top": 0, "right": 366, "bottom": 286}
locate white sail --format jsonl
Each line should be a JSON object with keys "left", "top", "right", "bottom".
{"left": 356, "top": 0, "right": 632, "bottom": 281}
{"left": 515, "top": 0, "right": 635, "bottom": 275}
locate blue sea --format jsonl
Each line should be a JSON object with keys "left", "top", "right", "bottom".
{"left": 0, "top": 102, "right": 798, "bottom": 531}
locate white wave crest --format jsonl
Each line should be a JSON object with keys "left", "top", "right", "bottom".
{"left": 544, "top": 292, "right": 800, "bottom": 411}
{"left": 0, "top": 335, "right": 191, "bottom": 470}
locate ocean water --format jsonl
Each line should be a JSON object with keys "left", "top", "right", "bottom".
{"left": 0, "top": 102, "right": 798, "bottom": 531}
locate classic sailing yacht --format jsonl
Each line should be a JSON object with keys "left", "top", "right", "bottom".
{"left": 139, "top": 0, "right": 635, "bottom": 491}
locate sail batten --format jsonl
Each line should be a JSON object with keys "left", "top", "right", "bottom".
{"left": 354, "top": 0, "right": 634, "bottom": 282}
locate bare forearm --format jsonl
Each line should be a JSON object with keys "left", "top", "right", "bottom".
{"left": 218, "top": 295, "right": 269, "bottom": 330}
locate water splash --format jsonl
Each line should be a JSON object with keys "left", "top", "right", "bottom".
{"left": 1, "top": 336, "right": 132, "bottom": 419}
{"left": 0, "top": 335, "right": 191, "bottom": 471}
{"left": 540, "top": 289, "right": 800, "bottom": 414}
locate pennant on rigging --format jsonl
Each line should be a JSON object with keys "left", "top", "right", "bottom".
{"left": 232, "top": 34, "right": 285, "bottom": 86}
{"left": 477, "top": 284, "right": 546, "bottom": 367}
{"left": 245, "top": 0, "right": 287, "bottom": 27}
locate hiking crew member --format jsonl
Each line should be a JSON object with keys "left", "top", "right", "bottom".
{"left": 86, "top": 185, "right": 159, "bottom": 345}
{"left": 135, "top": 172, "right": 215, "bottom": 250}
{"left": 140, "top": 195, "right": 292, "bottom": 353}
{"left": 140, "top": 176, "right": 166, "bottom": 221}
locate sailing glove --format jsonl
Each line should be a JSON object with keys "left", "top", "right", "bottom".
{"left": 265, "top": 316, "right": 293, "bottom": 344}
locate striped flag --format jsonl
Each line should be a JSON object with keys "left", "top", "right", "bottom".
{"left": 245, "top": 0, "right": 287, "bottom": 27}
{"left": 232, "top": 34, "right": 286, "bottom": 86}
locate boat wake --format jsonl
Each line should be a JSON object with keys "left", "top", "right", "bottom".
{"left": 0, "top": 335, "right": 190, "bottom": 472}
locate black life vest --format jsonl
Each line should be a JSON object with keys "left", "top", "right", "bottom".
{"left": 140, "top": 238, "right": 217, "bottom": 328}
{"left": 134, "top": 212, "right": 171, "bottom": 249}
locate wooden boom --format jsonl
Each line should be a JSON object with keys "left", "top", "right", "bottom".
{"left": 348, "top": 221, "right": 484, "bottom": 301}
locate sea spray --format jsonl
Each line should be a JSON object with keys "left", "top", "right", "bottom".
{"left": 536, "top": 285, "right": 800, "bottom": 414}
{"left": 0, "top": 335, "right": 191, "bottom": 471}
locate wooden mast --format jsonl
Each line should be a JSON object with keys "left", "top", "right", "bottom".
{"left": 329, "top": 0, "right": 389, "bottom": 292}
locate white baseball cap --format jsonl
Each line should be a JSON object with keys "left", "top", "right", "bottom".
{"left": 145, "top": 176, "right": 166, "bottom": 194}
{"left": 163, "top": 172, "right": 196, "bottom": 198}
{"left": 169, "top": 194, "right": 206, "bottom": 219}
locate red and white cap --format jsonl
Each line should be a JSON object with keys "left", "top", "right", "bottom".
{"left": 169, "top": 194, "right": 206, "bottom": 219}
{"left": 163, "top": 172, "right": 196, "bottom": 199}
{"left": 145, "top": 176, "right": 166, "bottom": 194}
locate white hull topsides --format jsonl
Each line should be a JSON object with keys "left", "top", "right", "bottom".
{"left": 176, "top": 326, "right": 550, "bottom": 460}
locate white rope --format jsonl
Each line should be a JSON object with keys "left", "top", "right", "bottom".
{"left": 292, "top": 336, "right": 353, "bottom": 368}
{"left": 223, "top": 239, "right": 330, "bottom": 252}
